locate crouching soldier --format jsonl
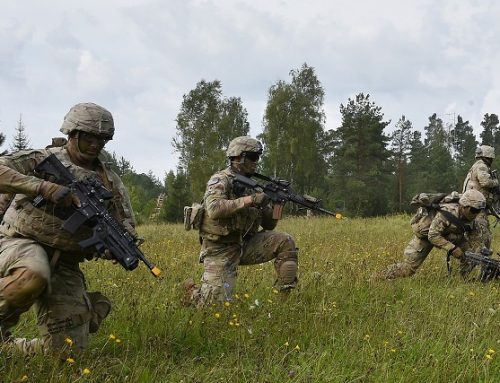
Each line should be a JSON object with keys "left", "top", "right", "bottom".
{"left": 374, "top": 189, "right": 486, "bottom": 280}
{"left": 0, "top": 103, "right": 137, "bottom": 356}
{"left": 184, "top": 136, "right": 299, "bottom": 306}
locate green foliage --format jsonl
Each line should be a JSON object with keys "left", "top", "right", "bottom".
{"left": 332, "top": 93, "right": 391, "bottom": 216}
{"left": 480, "top": 113, "right": 499, "bottom": 147}
{"left": 4, "top": 217, "right": 500, "bottom": 382}
{"left": 451, "top": 115, "right": 477, "bottom": 186}
{"left": 161, "top": 169, "right": 191, "bottom": 222}
{"left": 10, "top": 114, "right": 31, "bottom": 151}
{"left": 173, "top": 80, "right": 249, "bottom": 200}
{"left": 259, "top": 63, "right": 328, "bottom": 198}
{"left": 423, "top": 114, "right": 456, "bottom": 192}
{"left": 100, "top": 150, "right": 164, "bottom": 224}
{"left": 406, "top": 131, "right": 428, "bottom": 199}
{"left": 390, "top": 115, "right": 414, "bottom": 212}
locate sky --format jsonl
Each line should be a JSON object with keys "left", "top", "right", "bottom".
{"left": 1, "top": 0, "right": 500, "bottom": 180}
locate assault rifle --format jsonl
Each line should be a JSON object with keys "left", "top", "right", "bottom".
{"left": 448, "top": 248, "right": 500, "bottom": 282}
{"left": 33, "top": 154, "right": 161, "bottom": 277}
{"left": 233, "top": 172, "right": 336, "bottom": 219}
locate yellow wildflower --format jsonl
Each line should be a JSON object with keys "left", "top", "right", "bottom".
{"left": 488, "top": 348, "right": 495, "bottom": 354}
{"left": 82, "top": 368, "right": 91, "bottom": 375}
{"left": 284, "top": 341, "right": 289, "bottom": 346}
{"left": 188, "top": 320, "right": 193, "bottom": 325}
{"left": 115, "top": 339, "right": 122, "bottom": 344}
{"left": 66, "top": 358, "right": 75, "bottom": 364}
{"left": 363, "top": 334, "right": 370, "bottom": 341}
{"left": 229, "top": 320, "right": 234, "bottom": 326}
{"left": 214, "top": 312, "right": 221, "bottom": 319}
{"left": 272, "top": 289, "right": 279, "bottom": 294}
{"left": 109, "top": 334, "right": 116, "bottom": 340}
{"left": 244, "top": 293, "right": 250, "bottom": 299}
{"left": 224, "top": 301, "right": 231, "bottom": 307}
{"left": 485, "top": 354, "right": 493, "bottom": 360}
{"left": 65, "top": 338, "right": 73, "bottom": 347}
{"left": 20, "top": 375, "right": 29, "bottom": 382}
{"left": 390, "top": 348, "right": 396, "bottom": 353}
{"left": 294, "top": 345, "right": 300, "bottom": 351}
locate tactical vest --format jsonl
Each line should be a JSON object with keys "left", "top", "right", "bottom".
{"left": 0, "top": 147, "right": 129, "bottom": 256}
{"left": 200, "top": 168, "right": 261, "bottom": 242}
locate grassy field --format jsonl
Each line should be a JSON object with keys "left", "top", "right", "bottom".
{"left": 2, "top": 215, "right": 500, "bottom": 382}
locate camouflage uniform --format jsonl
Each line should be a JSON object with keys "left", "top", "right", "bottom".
{"left": 462, "top": 145, "right": 498, "bottom": 249}
{"left": 0, "top": 104, "right": 136, "bottom": 356}
{"left": 190, "top": 166, "right": 298, "bottom": 306}
{"left": 379, "top": 192, "right": 484, "bottom": 279}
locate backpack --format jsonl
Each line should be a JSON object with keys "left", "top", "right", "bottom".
{"left": 183, "top": 202, "right": 204, "bottom": 231}
{"left": 409, "top": 192, "right": 460, "bottom": 238}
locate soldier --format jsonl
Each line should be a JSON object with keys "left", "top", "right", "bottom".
{"left": 462, "top": 145, "right": 498, "bottom": 249}
{"left": 184, "top": 136, "right": 299, "bottom": 306}
{"left": 0, "top": 103, "right": 137, "bottom": 356}
{"left": 375, "top": 190, "right": 486, "bottom": 280}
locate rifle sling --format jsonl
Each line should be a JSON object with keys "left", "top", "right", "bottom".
{"left": 438, "top": 209, "right": 471, "bottom": 233}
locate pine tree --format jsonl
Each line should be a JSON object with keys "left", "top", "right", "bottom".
{"left": 450, "top": 115, "right": 477, "bottom": 187}
{"left": 10, "top": 114, "right": 31, "bottom": 151}
{"left": 423, "top": 114, "right": 455, "bottom": 192}
{"left": 389, "top": 115, "right": 413, "bottom": 211}
{"left": 332, "top": 93, "right": 391, "bottom": 216}
{"left": 406, "top": 130, "right": 427, "bottom": 197}
{"left": 480, "top": 113, "right": 498, "bottom": 146}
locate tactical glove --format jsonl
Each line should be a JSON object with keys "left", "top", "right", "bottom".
{"left": 39, "top": 181, "right": 80, "bottom": 208}
{"left": 252, "top": 192, "right": 270, "bottom": 207}
{"left": 450, "top": 246, "right": 464, "bottom": 259}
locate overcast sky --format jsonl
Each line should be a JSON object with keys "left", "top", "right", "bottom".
{"left": 1, "top": 0, "right": 500, "bottom": 179}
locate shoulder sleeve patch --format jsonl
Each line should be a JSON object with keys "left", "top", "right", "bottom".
{"left": 208, "top": 177, "right": 221, "bottom": 186}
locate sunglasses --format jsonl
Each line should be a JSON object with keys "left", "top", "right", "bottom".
{"left": 79, "top": 131, "right": 111, "bottom": 146}
{"left": 244, "top": 152, "right": 260, "bottom": 162}
{"left": 469, "top": 207, "right": 482, "bottom": 214}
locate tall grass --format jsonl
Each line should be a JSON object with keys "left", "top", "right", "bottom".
{"left": 2, "top": 216, "right": 500, "bottom": 382}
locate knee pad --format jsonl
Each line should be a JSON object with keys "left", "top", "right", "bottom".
{"left": 87, "top": 292, "right": 112, "bottom": 334}
{"left": 278, "top": 260, "right": 298, "bottom": 286}
{"left": 1, "top": 267, "right": 47, "bottom": 307}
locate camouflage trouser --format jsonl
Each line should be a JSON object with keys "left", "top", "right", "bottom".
{"left": 192, "top": 231, "right": 298, "bottom": 306}
{"left": 467, "top": 210, "right": 491, "bottom": 251}
{"left": 0, "top": 236, "right": 110, "bottom": 356}
{"left": 379, "top": 235, "right": 468, "bottom": 279}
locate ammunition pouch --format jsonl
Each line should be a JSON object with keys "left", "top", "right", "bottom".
{"left": 183, "top": 203, "right": 204, "bottom": 231}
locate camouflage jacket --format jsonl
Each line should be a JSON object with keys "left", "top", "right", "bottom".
{"left": 200, "top": 167, "right": 277, "bottom": 243}
{"left": 463, "top": 159, "right": 498, "bottom": 206}
{"left": 428, "top": 203, "right": 478, "bottom": 251}
{"left": 0, "top": 147, "right": 136, "bottom": 258}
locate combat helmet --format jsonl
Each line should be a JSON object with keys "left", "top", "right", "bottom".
{"left": 60, "top": 103, "right": 114, "bottom": 139}
{"left": 475, "top": 145, "right": 495, "bottom": 159}
{"left": 459, "top": 189, "right": 486, "bottom": 209}
{"left": 226, "top": 136, "right": 263, "bottom": 158}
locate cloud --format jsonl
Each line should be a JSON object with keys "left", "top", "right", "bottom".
{"left": 77, "top": 51, "right": 110, "bottom": 91}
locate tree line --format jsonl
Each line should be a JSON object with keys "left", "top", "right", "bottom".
{"left": 2, "top": 63, "right": 499, "bottom": 222}
{"left": 167, "top": 63, "right": 500, "bottom": 220}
